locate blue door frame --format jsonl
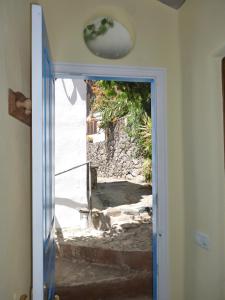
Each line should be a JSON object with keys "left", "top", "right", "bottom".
{"left": 32, "top": 5, "right": 55, "bottom": 300}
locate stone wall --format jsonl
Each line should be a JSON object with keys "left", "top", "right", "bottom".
{"left": 87, "top": 118, "right": 144, "bottom": 180}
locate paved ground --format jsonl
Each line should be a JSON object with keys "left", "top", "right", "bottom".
{"left": 56, "top": 177, "right": 152, "bottom": 251}
{"left": 56, "top": 177, "right": 153, "bottom": 300}
{"left": 92, "top": 177, "right": 152, "bottom": 210}
{"left": 57, "top": 223, "right": 152, "bottom": 252}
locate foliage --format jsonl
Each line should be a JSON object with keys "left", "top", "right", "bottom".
{"left": 84, "top": 18, "right": 114, "bottom": 42}
{"left": 87, "top": 135, "right": 93, "bottom": 143}
{"left": 143, "top": 158, "right": 152, "bottom": 183}
{"left": 138, "top": 112, "right": 152, "bottom": 159}
{"left": 91, "top": 81, "right": 150, "bottom": 126}
{"left": 139, "top": 113, "right": 152, "bottom": 182}
{"left": 90, "top": 80, "right": 152, "bottom": 182}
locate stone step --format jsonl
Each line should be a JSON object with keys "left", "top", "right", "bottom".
{"left": 58, "top": 242, "right": 152, "bottom": 271}
{"left": 56, "top": 258, "right": 152, "bottom": 300}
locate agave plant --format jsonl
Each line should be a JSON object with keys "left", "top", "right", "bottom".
{"left": 138, "top": 112, "right": 152, "bottom": 159}
{"left": 138, "top": 113, "right": 152, "bottom": 182}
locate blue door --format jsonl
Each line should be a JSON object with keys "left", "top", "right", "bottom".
{"left": 32, "top": 5, "right": 55, "bottom": 300}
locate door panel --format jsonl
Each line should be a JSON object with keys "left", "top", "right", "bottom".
{"left": 32, "top": 5, "right": 55, "bottom": 300}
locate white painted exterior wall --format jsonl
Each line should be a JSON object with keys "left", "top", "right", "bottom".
{"left": 91, "top": 112, "right": 105, "bottom": 143}
{"left": 55, "top": 78, "right": 87, "bottom": 229}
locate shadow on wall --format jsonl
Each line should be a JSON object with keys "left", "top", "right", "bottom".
{"left": 55, "top": 197, "right": 88, "bottom": 210}
{"left": 61, "top": 79, "right": 86, "bottom": 105}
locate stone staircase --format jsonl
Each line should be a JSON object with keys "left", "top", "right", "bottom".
{"left": 56, "top": 236, "right": 153, "bottom": 300}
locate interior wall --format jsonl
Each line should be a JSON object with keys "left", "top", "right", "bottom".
{"left": 1, "top": 1, "right": 224, "bottom": 299}
{"left": 0, "top": 0, "right": 31, "bottom": 299}
{"left": 38, "top": 1, "right": 184, "bottom": 299}
{"left": 179, "top": 1, "right": 225, "bottom": 299}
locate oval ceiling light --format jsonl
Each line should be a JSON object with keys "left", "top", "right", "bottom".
{"left": 83, "top": 17, "right": 134, "bottom": 59}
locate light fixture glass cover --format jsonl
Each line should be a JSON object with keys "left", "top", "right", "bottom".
{"left": 83, "top": 17, "right": 134, "bottom": 59}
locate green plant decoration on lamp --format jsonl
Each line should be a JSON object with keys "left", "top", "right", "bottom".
{"left": 84, "top": 17, "right": 114, "bottom": 42}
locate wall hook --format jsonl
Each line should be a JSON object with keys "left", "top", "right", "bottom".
{"left": 8, "top": 89, "right": 32, "bottom": 126}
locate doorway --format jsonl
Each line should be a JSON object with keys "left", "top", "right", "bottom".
{"left": 55, "top": 78, "right": 152, "bottom": 299}
{"left": 53, "top": 64, "right": 169, "bottom": 300}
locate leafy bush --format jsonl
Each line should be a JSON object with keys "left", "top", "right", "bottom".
{"left": 87, "top": 135, "right": 93, "bottom": 143}
{"left": 138, "top": 112, "right": 152, "bottom": 159}
{"left": 143, "top": 158, "right": 152, "bottom": 183}
{"left": 89, "top": 80, "right": 152, "bottom": 182}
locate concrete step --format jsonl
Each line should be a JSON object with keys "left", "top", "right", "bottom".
{"left": 56, "top": 258, "right": 152, "bottom": 300}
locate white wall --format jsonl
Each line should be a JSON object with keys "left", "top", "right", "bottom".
{"left": 55, "top": 79, "right": 87, "bottom": 230}
{"left": 0, "top": 0, "right": 31, "bottom": 299}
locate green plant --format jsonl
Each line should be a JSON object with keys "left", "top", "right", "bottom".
{"left": 143, "top": 158, "right": 152, "bottom": 183}
{"left": 138, "top": 112, "right": 152, "bottom": 159}
{"left": 90, "top": 80, "right": 152, "bottom": 182}
{"left": 87, "top": 135, "right": 93, "bottom": 143}
{"left": 91, "top": 80, "right": 150, "bottom": 128}
{"left": 84, "top": 18, "right": 114, "bottom": 42}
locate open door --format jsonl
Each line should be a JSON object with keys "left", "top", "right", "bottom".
{"left": 32, "top": 5, "right": 55, "bottom": 300}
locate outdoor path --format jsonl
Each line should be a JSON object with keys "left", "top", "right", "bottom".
{"left": 91, "top": 177, "right": 152, "bottom": 210}
{"left": 56, "top": 257, "right": 152, "bottom": 300}
{"left": 56, "top": 177, "right": 153, "bottom": 300}
{"left": 57, "top": 223, "right": 152, "bottom": 252}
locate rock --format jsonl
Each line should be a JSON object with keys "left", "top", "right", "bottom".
{"left": 123, "top": 209, "right": 139, "bottom": 216}
{"left": 121, "top": 222, "right": 140, "bottom": 230}
{"left": 138, "top": 207, "right": 151, "bottom": 215}
{"left": 139, "top": 212, "right": 151, "bottom": 222}
{"left": 132, "top": 159, "right": 139, "bottom": 165}
{"left": 131, "top": 170, "right": 139, "bottom": 177}
{"left": 91, "top": 209, "right": 111, "bottom": 231}
{"left": 105, "top": 207, "right": 121, "bottom": 217}
{"left": 111, "top": 224, "right": 123, "bottom": 233}
{"left": 134, "top": 175, "right": 145, "bottom": 184}
{"left": 126, "top": 174, "right": 133, "bottom": 180}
